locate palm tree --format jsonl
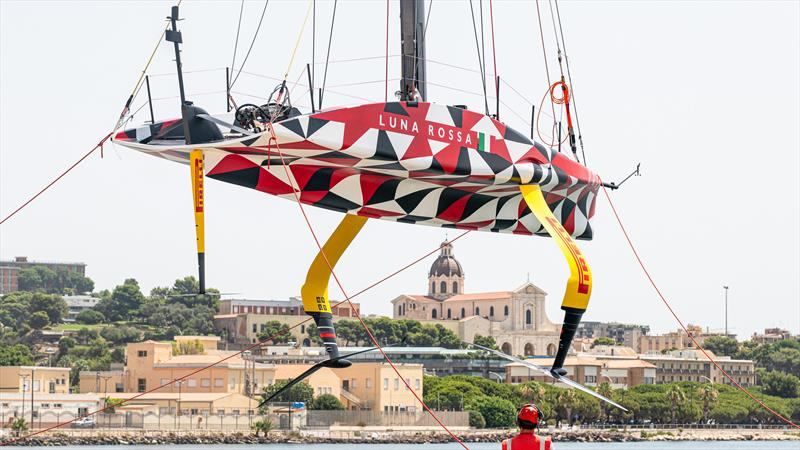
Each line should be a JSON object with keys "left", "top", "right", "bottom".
{"left": 697, "top": 384, "right": 719, "bottom": 424}
{"left": 665, "top": 385, "right": 687, "bottom": 424}
{"left": 597, "top": 382, "right": 614, "bottom": 423}
{"left": 558, "top": 389, "right": 579, "bottom": 426}
{"left": 520, "top": 382, "right": 546, "bottom": 405}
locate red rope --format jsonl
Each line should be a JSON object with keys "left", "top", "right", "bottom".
{"left": 384, "top": 0, "right": 390, "bottom": 102}
{"left": 0, "top": 132, "right": 112, "bottom": 226}
{"left": 601, "top": 186, "right": 800, "bottom": 429}
{"left": 268, "top": 125, "right": 470, "bottom": 449}
{"left": 0, "top": 233, "right": 467, "bottom": 446}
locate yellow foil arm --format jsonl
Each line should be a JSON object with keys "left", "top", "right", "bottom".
{"left": 190, "top": 149, "right": 206, "bottom": 291}
{"left": 300, "top": 214, "right": 368, "bottom": 314}
{"left": 520, "top": 184, "right": 592, "bottom": 311}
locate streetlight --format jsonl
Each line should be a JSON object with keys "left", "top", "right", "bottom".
{"left": 20, "top": 374, "right": 29, "bottom": 424}
{"left": 100, "top": 375, "right": 112, "bottom": 429}
{"left": 723, "top": 286, "right": 729, "bottom": 336}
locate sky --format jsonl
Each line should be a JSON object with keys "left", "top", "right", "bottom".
{"left": 1, "top": 1, "right": 798, "bottom": 339}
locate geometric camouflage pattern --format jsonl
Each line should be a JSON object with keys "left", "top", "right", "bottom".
{"left": 113, "top": 101, "right": 601, "bottom": 239}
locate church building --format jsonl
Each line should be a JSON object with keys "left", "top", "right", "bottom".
{"left": 391, "top": 241, "right": 561, "bottom": 357}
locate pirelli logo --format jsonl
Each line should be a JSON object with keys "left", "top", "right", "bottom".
{"left": 192, "top": 156, "right": 204, "bottom": 213}
{"left": 545, "top": 216, "right": 591, "bottom": 295}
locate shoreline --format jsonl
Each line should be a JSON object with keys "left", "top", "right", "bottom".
{"left": 3, "top": 429, "right": 798, "bottom": 446}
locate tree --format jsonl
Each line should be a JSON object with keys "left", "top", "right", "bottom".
{"left": 557, "top": 389, "right": 579, "bottom": 425}
{"left": 762, "top": 370, "right": 799, "bottom": 398}
{"left": 100, "top": 325, "right": 142, "bottom": 344}
{"left": 308, "top": 394, "right": 345, "bottom": 410}
{"left": 306, "top": 323, "right": 323, "bottom": 346}
{"left": 519, "top": 382, "right": 546, "bottom": 406}
{"left": 468, "top": 409, "right": 486, "bottom": 428}
{"left": 466, "top": 396, "right": 516, "bottom": 428}
{"left": 251, "top": 419, "right": 273, "bottom": 436}
{"left": 256, "top": 321, "right": 292, "bottom": 344}
{"left": 259, "top": 380, "right": 313, "bottom": 407}
{"left": 29, "top": 292, "right": 68, "bottom": 324}
{"left": 596, "top": 382, "right": 614, "bottom": 422}
{"left": 17, "top": 266, "right": 93, "bottom": 294}
{"left": 473, "top": 334, "right": 498, "bottom": 350}
{"left": 0, "top": 293, "right": 31, "bottom": 329}
{"left": 97, "top": 279, "right": 144, "bottom": 321}
{"left": 665, "top": 385, "right": 687, "bottom": 424}
{"left": 172, "top": 339, "right": 205, "bottom": 356}
{"left": 703, "top": 336, "right": 739, "bottom": 357}
{"left": 591, "top": 337, "right": 616, "bottom": 348}
{"left": 11, "top": 418, "right": 28, "bottom": 435}
{"left": 697, "top": 384, "right": 719, "bottom": 423}
{"left": 29, "top": 311, "right": 50, "bottom": 329}
{"left": 0, "top": 344, "right": 34, "bottom": 365}
{"left": 76, "top": 309, "right": 105, "bottom": 325}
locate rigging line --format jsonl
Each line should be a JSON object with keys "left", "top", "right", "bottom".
{"left": 488, "top": 0, "right": 499, "bottom": 115}
{"left": 229, "top": 0, "right": 270, "bottom": 89}
{"left": 147, "top": 67, "right": 227, "bottom": 78}
{"left": 385, "top": 0, "right": 389, "bottom": 102}
{"left": 479, "top": 0, "right": 487, "bottom": 113}
{"left": 553, "top": 0, "right": 586, "bottom": 166}
{"left": 601, "top": 187, "right": 800, "bottom": 430}
{"left": 283, "top": 0, "right": 314, "bottom": 81}
{"left": 468, "top": 0, "right": 490, "bottom": 115}
{"left": 114, "top": 0, "right": 183, "bottom": 131}
{"left": 0, "top": 233, "right": 469, "bottom": 447}
{"left": 546, "top": 0, "right": 564, "bottom": 76}
{"left": 0, "top": 133, "right": 112, "bottom": 226}
{"left": 319, "top": 0, "right": 338, "bottom": 109}
{"left": 535, "top": 0, "right": 557, "bottom": 121}
{"left": 267, "top": 129, "right": 470, "bottom": 450}
{"left": 312, "top": 0, "right": 316, "bottom": 96}
{"left": 230, "top": 0, "right": 246, "bottom": 75}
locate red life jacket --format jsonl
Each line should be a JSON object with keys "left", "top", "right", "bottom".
{"left": 501, "top": 433, "right": 552, "bottom": 450}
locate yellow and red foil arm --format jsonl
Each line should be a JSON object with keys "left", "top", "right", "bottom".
{"left": 300, "top": 214, "right": 368, "bottom": 365}
{"left": 520, "top": 184, "right": 592, "bottom": 374}
{"left": 190, "top": 149, "right": 206, "bottom": 292}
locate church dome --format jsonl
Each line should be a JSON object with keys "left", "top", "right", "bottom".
{"left": 428, "top": 241, "right": 463, "bottom": 277}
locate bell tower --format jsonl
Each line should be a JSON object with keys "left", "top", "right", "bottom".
{"left": 427, "top": 241, "right": 465, "bottom": 299}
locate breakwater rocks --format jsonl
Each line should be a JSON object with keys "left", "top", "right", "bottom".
{"left": 5, "top": 429, "right": 798, "bottom": 446}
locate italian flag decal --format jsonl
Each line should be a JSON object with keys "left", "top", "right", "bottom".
{"left": 477, "top": 132, "right": 491, "bottom": 152}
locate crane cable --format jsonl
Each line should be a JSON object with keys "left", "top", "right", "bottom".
{"left": 229, "top": 0, "right": 271, "bottom": 89}
{"left": 319, "top": 0, "right": 338, "bottom": 109}
{"left": 488, "top": 0, "right": 499, "bottom": 116}
{"left": 468, "top": 0, "right": 490, "bottom": 116}
{"left": 602, "top": 187, "right": 799, "bottom": 430}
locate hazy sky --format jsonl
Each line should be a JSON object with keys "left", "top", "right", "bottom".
{"left": 1, "top": 1, "right": 798, "bottom": 339}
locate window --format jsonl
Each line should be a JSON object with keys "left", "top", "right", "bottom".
{"left": 41, "top": 403, "right": 50, "bottom": 409}
{"left": 460, "top": 307, "right": 465, "bottom": 318}
{"left": 475, "top": 307, "right": 480, "bottom": 316}
{"left": 137, "top": 350, "right": 148, "bottom": 357}
{"left": 366, "top": 378, "right": 373, "bottom": 389}
{"left": 394, "top": 378, "right": 400, "bottom": 391}
{"left": 137, "top": 378, "right": 146, "bottom": 392}
{"left": 383, "top": 378, "right": 389, "bottom": 390}
{"left": 230, "top": 377, "right": 236, "bottom": 388}
{"left": 188, "top": 379, "right": 197, "bottom": 387}
{"left": 351, "top": 378, "right": 357, "bottom": 389}
{"left": 432, "top": 309, "right": 437, "bottom": 319}
{"left": 54, "top": 403, "right": 63, "bottom": 409}
{"left": 431, "top": 282, "right": 435, "bottom": 294}
{"left": 440, "top": 281, "right": 446, "bottom": 293}
{"left": 585, "top": 375, "right": 597, "bottom": 383}
{"left": 489, "top": 306, "right": 494, "bottom": 317}
{"left": 447, "top": 309, "right": 451, "bottom": 319}
{"left": 398, "top": 305, "right": 403, "bottom": 316}
{"left": 190, "top": 408, "right": 199, "bottom": 415}
{"left": 115, "top": 383, "right": 124, "bottom": 393}
{"left": 405, "top": 378, "right": 410, "bottom": 390}
{"left": 300, "top": 325, "right": 305, "bottom": 333}
{"left": 260, "top": 324, "right": 266, "bottom": 332}
{"left": 201, "top": 378, "right": 211, "bottom": 387}
{"left": 214, "top": 378, "right": 224, "bottom": 387}
{"left": 160, "top": 378, "right": 170, "bottom": 386}
{"left": 452, "top": 281, "right": 458, "bottom": 293}
{"left": 252, "top": 324, "right": 257, "bottom": 333}
{"left": 525, "top": 310, "right": 532, "bottom": 325}
{"left": 415, "top": 378, "right": 421, "bottom": 390}
{"left": 504, "top": 305, "right": 509, "bottom": 316}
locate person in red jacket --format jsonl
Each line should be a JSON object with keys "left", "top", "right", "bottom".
{"left": 502, "top": 404, "right": 552, "bottom": 450}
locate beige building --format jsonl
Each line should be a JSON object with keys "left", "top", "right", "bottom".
{"left": 505, "top": 356, "right": 656, "bottom": 389}
{"left": 111, "top": 391, "right": 256, "bottom": 416}
{"left": 0, "top": 366, "right": 70, "bottom": 395}
{"left": 0, "top": 393, "right": 101, "bottom": 420}
{"left": 641, "top": 349, "right": 755, "bottom": 386}
{"left": 80, "top": 336, "right": 276, "bottom": 396}
{"left": 78, "top": 337, "right": 423, "bottom": 413}
{"left": 751, "top": 328, "right": 794, "bottom": 344}
{"left": 391, "top": 241, "right": 560, "bottom": 357}
{"left": 638, "top": 324, "right": 736, "bottom": 353}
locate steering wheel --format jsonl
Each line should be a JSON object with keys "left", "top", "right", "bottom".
{"left": 234, "top": 104, "right": 270, "bottom": 132}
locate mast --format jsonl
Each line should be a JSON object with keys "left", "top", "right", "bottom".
{"left": 399, "top": 0, "right": 427, "bottom": 101}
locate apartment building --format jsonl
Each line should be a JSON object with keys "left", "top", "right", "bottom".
{"left": 0, "top": 366, "right": 71, "bottom": 395}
